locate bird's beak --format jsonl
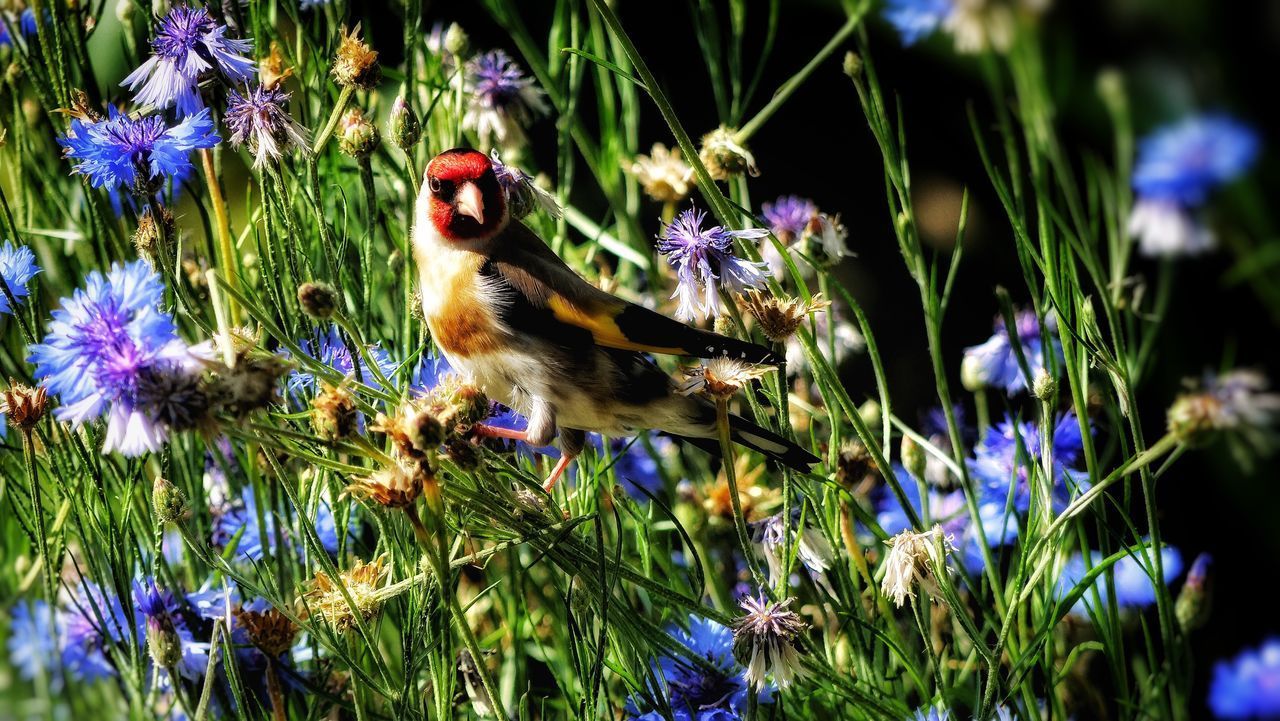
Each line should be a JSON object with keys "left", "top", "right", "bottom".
{"left": 455, "top": 182, "right": 486, "bottom": 224}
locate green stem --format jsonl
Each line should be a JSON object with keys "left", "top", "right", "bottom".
{"left": 201, "top": 149, "right": 241, "bottom": 326}
{"left": 312, "top": 85, "right": 356, "bottom": 155}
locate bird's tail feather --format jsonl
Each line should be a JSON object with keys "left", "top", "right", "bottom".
{"left": 666, "top": 413, "right": 818, "bottom": 472}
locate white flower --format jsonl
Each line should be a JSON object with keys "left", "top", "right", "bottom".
{"left": 880, "top": 525, "right": 954, "bottom": 608}
{"left": 1128, "top": 198, "right": 1215, "bottom": 258}
{"left": 732, "top": 595, "right": 807, "bottom": 689}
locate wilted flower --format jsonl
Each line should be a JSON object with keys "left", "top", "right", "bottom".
{"left": 881, "top": 525, "right": 953, "bottom": 608}
{"left": 739, "top": 290, "right": 830, "bottom": 343}
{"left": 1167, "top": 369, "right": 1280, "bottom": 444}
{"left": 311, "top": 382, "right": 357, "bottom": 441}
{"left": 28, "top": 261, "right": 210, "bottom": 456}
{"left": 753, "top": 511, "right": 837, "bottom": 596}
{"left": 961, "top": 310, "right": 1061, "bottom": 395}
{"left": 490, "top": 150, "right": 561, "bottom": 219}
{"left": 1057, "top": 543, "right": 1184, "bottom": 616}
{"left": 1, "top": 382, "right": 47, "bottom": 433}
{"left": 1129, "top": 115, "right": 1259, "bottom": 258}
{"left": 679, "top": 357, "right": 771, "bottom": 401}
{"left": 0, "top": 240, "right": 39, "bottom": 315}
{"left": 303, "top": 556, "right": 389, "bottom": 632}
{"left": 58, "top": 108, "right": 220, "bottom": 196}
{"left": 121, "top": 5, "right": 254, "bottom": 115}
{"left": 699, "top": 125, "right": 758, "bottom": 180}
{"left": 629, "top": 143, "right": 693, "bottom": 203}
{"left": 346, "top": 462, "right": 423, "bottom": 509}
{"left": 624, "top": 616, "right": 772, "bottom": 720}
{"left": 1208, "top": 638, "right": 1280, "bottom": 719}
{"left": 297, "top": 280, "right": 339, "bottom": 319}
{"left": 332, "top": 25, "right": 380, "bottom": 90}
{"left": 373, "top": 399, "right": 447, "bottom": 461}
{"left": 760, "top": 195, "right": 848, "bottom": 270}
{"left": 133, "top": 206, "right": 175, "bottom": 260}
{"left": 732, "top": 594, "right": 807, "bottom": 689}
{"left": 224, "top": 84, "right": 310, "bottom": 169}
{"left": 236, "top": 601, "right": 298, "bottom": 658}
{"left": 657, "top": 207, "right": 769, "bottom": 322}
{"left": 259, "top": 41, "right": 293, "bottom": 88}
{"left": 463, "top": 49, "right": 549, "bottom": 150}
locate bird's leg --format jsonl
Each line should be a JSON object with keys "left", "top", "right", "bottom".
{"left": 470, "top": 425, "right": 529, "bottom": 442}
{"left": 545, "top": 428, "right": 586, "bottom": 492}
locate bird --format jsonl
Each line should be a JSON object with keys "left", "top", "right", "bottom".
{"left": 412, "top": 148, "right": 818, "bottom": 489}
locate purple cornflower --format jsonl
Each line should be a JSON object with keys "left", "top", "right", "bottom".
{"left": 1129, "top": 114, "right": 1260, "bottom": 258}
{"left": 27, "top": 261, "right": 209, "bottom": 456}
{"left": 1209, "top": 638, "right": 1280, "bottom": 718}
{"left": 883, "top": 0, "right": 953, "bottom": 45}
{"left": 760, "top": 195, "right": 847, "bottom": 271}
{"left": 1057, "top": 543, "right": 1184, "bottom": 616}
{"left": 657, "top": 207, "right": 769, "bottom": 322}
{"left": 489, "top": 150, "right": 561, "bottom": 219}
{"left": 58, "top": 107, "right": 219, "bottom": 196}
{"left": 224, "top": 84, "right": 310, "bottom": 169}
{"left": 961, "top": 310, "right": 1061, "bottom": 395}
{"left": 121, "top": 5, "right": 254, "bottom": 115}
{"left": 625, "top": 616, "right": 772, "bottom": 721}
{"left": 0, "top": 240, "right": 40, "bottom": 315}
{"left": 463, "top": 49, "right": 549, "bottom": 149}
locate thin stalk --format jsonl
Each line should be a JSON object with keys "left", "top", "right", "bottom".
{"left": 201, "top": 149, "right": 241, "bottom": 325}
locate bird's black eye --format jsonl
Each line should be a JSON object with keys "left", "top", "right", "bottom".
{"left": 428, "top": 176, "right": 441, "bottom": 194}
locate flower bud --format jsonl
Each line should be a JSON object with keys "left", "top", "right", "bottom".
{"left": 297, "top": 281, "right": 339, "bottom": 319}
{"left": 1032, "top": 369, "right": 1057, "bottom": 402}
{"left": 1175, "top": 553, "right": 1213, "bottom": 632}
{"left": 147, "top": 616, "right": 183, "bottom": 669}
{"left": 699, "top": 125, "right": 758, "bottom": 180}
{"left": 858, "top": 399, "right": 881, "bottom": 429}
{"left": 901, "top": 435, "right": 926, "bottom": 483}
{"left": 842, "top": 51, "right": 863, "bottom": 79}
{"left": 443, "top": 23, "right": 469, "bottom": 56}
{"left": 388, "top": 96, "right": 421, "bottom": 151}
{"left": 152, "top": 476, "right": 190, "bottom": 525}
{"left": 338, "top": 108, "right": 379, "bottom": 159}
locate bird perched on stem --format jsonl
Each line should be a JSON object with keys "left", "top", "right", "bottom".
{"left": 412, "top": 148, "right": 816, "bottom": 489}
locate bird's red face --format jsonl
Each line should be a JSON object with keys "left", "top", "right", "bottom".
{"left": 425, "top": 149, "right": 507, "bottom": 242}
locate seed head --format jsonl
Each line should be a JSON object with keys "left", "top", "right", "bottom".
{"left": 260, "top": 41, "right": 293, "bottom": 88}
{"left": 236, "top": 603, "right": 298, "bottom": 657}
{"left": 346, "top": 462, "right": 423, "bottom": 509}
{"left": 303, "top": 556, "right": 389, "bottom": 632}
{"left": 679, "top": 357, "right": 771, "bottom": 402}
{"left": 332, "top": 25, "right": 380, "bottom": 90}
{"left": 880, "top": 525, "right": 953, "bottom": 608}
{"left": 133, "top": 206, "right": 175, "bottom": 261}
{"left": 311, "top": 383, "right": 358, "bottom": 441}
{"left": 2, "top": 382, "right": 48, "bottom": 431}
{"left": 739, "top": 290, "right": 830, "bottom": 342}
{"left": 298, "top": 280, "right": 339, "bottom": 319}
{"left": 629, "top": 143, "right": 693, "bottom": 203}
{"left": 732, "top": 594, "right": 808, "bottom": 689}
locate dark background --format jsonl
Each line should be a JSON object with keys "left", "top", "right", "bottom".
{"left": 376, "top": 1, "right": 1278, "bottom": 714}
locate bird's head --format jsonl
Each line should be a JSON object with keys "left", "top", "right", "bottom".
{"left": 421, "top": 148, "right": 508, "bottom": 245}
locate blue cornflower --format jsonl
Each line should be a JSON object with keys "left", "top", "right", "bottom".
{"left": 134, "top": 579, "right": 211, "bottom": 680}
{"left": 122, "top": 5, "right": 254, "bottom": 115}
{"left": 626, "top": 616, "right": 772, "bottom": 721}
{"left": 288, "top": 325, "right": 396, "bottom": 397}
{"left": 463, "top": 49, "right": 549, "bottom": 149}
{"left": 1129, "top": 114, "right": 1260, "bottom": 258}
{"left": 759, "top": 195, "right": 847, "bottom": 271}
{"left": 61, "top": 581, "right": 138, "bottom": 681}
{"left": 7, "top": 600, "right": 62, "bottom": 686}
{"left": 225, "top": 84, "right": 310, "bottom": 170}
{"left": 909, "top": 708, "right": 952, "bottom": 721}
{"left": 212, "top": 486, "right": 346, "bottom": 562}
{"left": 1058, "top": 544, "right": 1184, "bottom": 616}
{"left": 1, "top": 8, "right": 41, "bottom": 46}
{"left": 58, "top": 107, "right": 220, "bottom": 195}
{"left": 1209, "top": 638, "right": 1280, "bottom": 719}
{"left": 601, "top": 434, "right": 671, "bottom": 498}
{"left": 761, "top": 196, "right": 819, "bottom": 243}
{"left": 0, "top": 240, "right": 40, "bottom": 315}
{"left": 961, "top": 310, "right": 1061, "bottom": 395}
{"left": 969, "top": 413, "right": 1089, "bottom": 534}
{"left": 657, "top": 207, "right": 769, "bottom": 322}
{"left": 883, "top": 0, "right": 954, "bottom": 45}
{"left": 27, "top": 261, "right": 208, "bottom": 456}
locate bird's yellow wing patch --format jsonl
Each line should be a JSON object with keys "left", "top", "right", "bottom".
{"left": 547, "top": 295, "right": 688, "bottom": 356}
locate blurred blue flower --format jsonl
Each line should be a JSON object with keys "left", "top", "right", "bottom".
{"left": 58, "top": 108, "right": 220, "bottom": 195}
{"left": 657, "top": 207, "right": 769, "bottom": 322}
{"left": 625, "top": 616, "right": 772, "bottom": 721}
{"left": 595, "top": 434, "right": 671, "bottom": 498}
{"left": 961, "top": 310, "right": 1061, "bottom": 395}
{"left": 0, "top": 239, "right": 39, "bottom": 316}
{"left": 1129, "top": 115, "right": 1259, "bottom": 258}
{"left": 212, "top": 486, "right": 346, "bottom": 562}
{"left": 61, "top": 581, "right": 138, "bottom": 681}
{"left": 1057, "top": 543, "right": 1184, "bottom": 615}
{"left": 873, "top": 464, "right": 990, "bottom": 571}
{"left": 288, "top": 325, "right": 396, "bottom": 397}
{"left": 0, "top": 8, "right": 40, "bottom": 46}
{"left": 1209, "top": 638, "right": 1280, "bottom": 719}
{"left": 761, "top": 195, "right": 818, "bottom": 243}
{"left": 7, "top": 600, "right": 62, "bottom": 686}
{"left": 225, "top": 84, "right": 310, "bottom": 170}
{"left": 463, "top": 49, "right": 549, "bottom": 149}
{"left": 970, "top": 413, "right": 1089, "bottom": 531}
{"left": 27, "top": 261, "right": 206, "bottom": 456}
{"left": 121, "top": 5, "right": 254, "bottom": 115}
{"left": 883, "top": 0, "right": 953, "bottom": 45}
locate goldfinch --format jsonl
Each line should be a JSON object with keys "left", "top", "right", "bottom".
{"left": 412, "top": 148, "right": 817, "bottom": 488}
